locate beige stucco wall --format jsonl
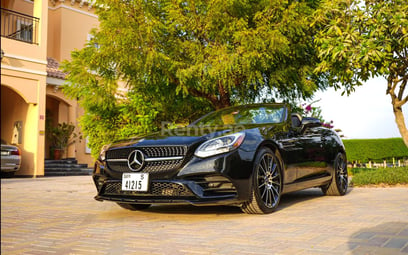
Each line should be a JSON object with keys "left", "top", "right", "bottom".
{"left": 47, "top": 5, "right": 62, "bottom": 60}
{"left": 1, "top": 0, "right": 48, "bottom": 176}
{"left": 1, "top": 0, "right": 34, "bottom": 14}
{"left": 1, "top": 70, "right": 47, "bottom": 176}
{"left": 2, "top": 0, "right": 100, "bottom": 175}
{"left": 46, "top": 1, "right": 99, "bottom": 167}
{"left": 48, "top": 2, "right": 99, "bottom": 62}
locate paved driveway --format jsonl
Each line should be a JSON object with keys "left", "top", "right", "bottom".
{"left": 1, "top": 176, "right": 408, "bottom": 254}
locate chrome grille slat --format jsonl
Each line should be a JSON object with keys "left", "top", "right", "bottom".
{"left": 105, "top": 146, "right": 187, "bottom": 174}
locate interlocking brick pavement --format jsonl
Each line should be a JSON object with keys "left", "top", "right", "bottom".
{"left": 1, "top": 176, "right": 408, "bottom": 254}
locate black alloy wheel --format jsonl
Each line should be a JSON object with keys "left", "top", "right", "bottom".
{"left": 242, "top": 147, "right": 283, "bottom": 214}
{"left": 322, "top": 152, "right": 348, "bottom": 196}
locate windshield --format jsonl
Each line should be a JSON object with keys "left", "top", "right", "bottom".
{"left": 192, "top": 105, "right": 287, "bottom": 127}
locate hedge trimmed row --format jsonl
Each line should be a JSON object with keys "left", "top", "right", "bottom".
{"left": 343, "top": 138, "right": 408, "bottom": 163}
{"left": 350, "top": 167, "right": 408, "bottom": 186}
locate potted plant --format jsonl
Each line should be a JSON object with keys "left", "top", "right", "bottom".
{"left": 46, "top": 122, "right": 77, "bottom": 160}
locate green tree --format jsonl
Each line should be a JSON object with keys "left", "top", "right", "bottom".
{"left": 313, "top": 0, "right": 408, "bottom": 146}
{"left": 62, "top": 0, "right": 327, "bottom": 156}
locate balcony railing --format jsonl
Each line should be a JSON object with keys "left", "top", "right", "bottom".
{"left": 1, "top": 8, "right": 39, "bottom": 44}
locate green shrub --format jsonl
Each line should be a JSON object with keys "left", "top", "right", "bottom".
{"left": 349, "top": 167, "right": 377, "bottom": 176}
{"left": 350, "top": 167, "right": 408, "bottom": 186}
{"left": 343, "top": 138, "right": 408, "bottom": 163}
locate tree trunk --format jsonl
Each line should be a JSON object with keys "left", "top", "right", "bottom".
{"left": 388, "top": 76, "right": 408, "bottom": 147}
{"left": 393, "top": 104, "right": 408, "bottom": 147}
{"left": 215, "top": 82, "right": 231, "bottom": 110}
{"left": 189, "top": 85, "right": 231, "bottom": 110}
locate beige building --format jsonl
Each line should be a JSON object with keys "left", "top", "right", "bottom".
{"left": 1, "top": 0, "right": 99, "bottom": 176}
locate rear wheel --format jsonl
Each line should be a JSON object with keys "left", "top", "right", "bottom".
{"left": 1, "top": 171, "right": 15, "bottom": 178}
{"left": 117, "top": 203, "right": 151, "bottom": 211}
{"left": 241, "top": 147, "right": 283, "bottom": 214}
{"left": 322, "top": 152, "right": 348, "bottom": 196}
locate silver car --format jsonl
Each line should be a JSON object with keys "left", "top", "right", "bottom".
{"left": 1, "top": 139, "right": 21, "bottom": 176}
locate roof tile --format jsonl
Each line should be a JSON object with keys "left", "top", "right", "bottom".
{"left": 46, "top": 57, "right": 66, "bottom": 79}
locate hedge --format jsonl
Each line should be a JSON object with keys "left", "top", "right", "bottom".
{"left": 350, "top": 167, "right": 408, "bottom": 186}
{"left": 343, "top": 138, "right": 408, "bottom": 163}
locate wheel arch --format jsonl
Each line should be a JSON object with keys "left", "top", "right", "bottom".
{"left": 255, "top": 140, "right": 285, "bottom": 184}
{"left": 241, "top": 141, "right": 285, "bottom": 214}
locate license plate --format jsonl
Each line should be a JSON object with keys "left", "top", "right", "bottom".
{"left": 122, "top": 173, "right": 149, "bottom": 191}
{"left": 1, "top": 151, "right": 9, "bottom": 156}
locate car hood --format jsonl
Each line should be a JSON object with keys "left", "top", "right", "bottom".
{"left": 109, "top": 127, "right": 233, "bottom": 149}
{"left": 108, "top": 123, "right": 287, "bottom": 150}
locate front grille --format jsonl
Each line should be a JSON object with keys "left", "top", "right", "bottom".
{"left": 103, "top": 181, "right": 194, "bottom": 197}
{"left": 105, "top": 146, "right": 187, "bottom": 174}
{"left": 106, "top": 146, "right": 186, "bottom": 159}
{"left": 143, "top": 147, "right": 186, "bottom": 157}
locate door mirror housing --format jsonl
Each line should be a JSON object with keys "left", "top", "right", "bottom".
{"left": 301, "top": 117, "right": 322, "bottom": 128}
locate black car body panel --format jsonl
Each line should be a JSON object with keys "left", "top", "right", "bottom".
{"left": 93, "top": 104, "right": 346, "bottom": 211}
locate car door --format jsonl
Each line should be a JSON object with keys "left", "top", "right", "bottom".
{"left": 295, "top": 126, "right": 330, "bottom": 181}
{"left": 278, "top": 115, "right": 329, "bottom": 183}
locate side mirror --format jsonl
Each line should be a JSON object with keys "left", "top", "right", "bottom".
{"left": 302, "top": 117, "right": 322, "bottom": 128}
{"left": 291, "top": 113, "right": 302, "bottom": 128}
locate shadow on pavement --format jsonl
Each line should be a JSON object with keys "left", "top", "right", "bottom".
{"left": 279, "top": 186, "right": 354, "bottom": 209}
{"left": 277, "top": 188, "right": 325, "bottom": 210}
{"left": 147, "top": 204, "right": 242, "bottom": 215}
{"left": 111, "top": 188, "right": 348, "bottom": 215}
{"left": 348, "top": 222, "right": 408, "bottom": 254}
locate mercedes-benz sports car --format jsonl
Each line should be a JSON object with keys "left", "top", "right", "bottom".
{"left": 93, "top": 103, "right": 348, "bottom": 214}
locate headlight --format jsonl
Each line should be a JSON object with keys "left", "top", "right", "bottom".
{"left": 99, "top": 144, "right": 110, "bottom": 161}
{"left": 194, "top": 132, "right": 245, "bottom": 158}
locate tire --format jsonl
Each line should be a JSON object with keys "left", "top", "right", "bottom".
{"left": 1, "top": 171, "right": 15, "bottom": 178}
{"left": 117, "top": 203, "right": 151, "bottom": 211}
{"left": 322, "top": 152, "right": 348, "bottom": 196}
{"left": 241, "top": 147, "right": 283, "bottom": 214}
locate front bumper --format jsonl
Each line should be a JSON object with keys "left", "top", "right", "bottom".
{"left": 93, "top": 149, "right": 254, "bottom": 206}
{"left": 93, "top": 177, "right": 241, "bottom": 205}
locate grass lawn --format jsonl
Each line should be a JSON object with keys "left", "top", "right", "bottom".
{"left": 350, "top": 166, "right": 408, "bottom": 186}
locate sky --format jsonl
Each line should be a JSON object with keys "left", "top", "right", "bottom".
{"left": 313, "top": 77, "right": 407, "bottom": 139}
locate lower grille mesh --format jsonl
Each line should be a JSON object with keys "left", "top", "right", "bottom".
{"left": 103, "top": 182, "right": 194, "bottom": 197}
{"left": 106, "top": 159, "right": 184, "bottom": 174}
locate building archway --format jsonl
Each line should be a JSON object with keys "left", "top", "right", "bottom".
{"left": 1, "top": 85, "right": 31, "bottom": 172}
{"left": 45, "top": 92, "right": 76, "bottom": 159}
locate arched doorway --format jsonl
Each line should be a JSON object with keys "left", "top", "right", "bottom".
{"left": 45, "top": 93, "right": 76, "bottom": 159}
{"left": 1, "top": 85, "right": 30, "bottom": 172}
{"left": 1, "top": 86, "right": 28, "bottom": 142}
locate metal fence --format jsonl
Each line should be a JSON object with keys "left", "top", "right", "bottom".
{"left": 349, "top": 158, "right": 408, "bottom": 169}
{"left": 1, "top": 8, "right": 39, "bottom": 44}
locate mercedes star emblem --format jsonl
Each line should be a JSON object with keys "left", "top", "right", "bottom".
{"left": 127, "top": 150, "right": 145, "bottom": 171}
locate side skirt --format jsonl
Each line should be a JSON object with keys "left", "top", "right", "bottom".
{"left": 282, "top": 176, "right": 332, "bottom": 194}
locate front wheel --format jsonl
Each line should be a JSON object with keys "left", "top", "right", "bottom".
{"left": 241, "top": 147, "right": 283, "bottom": 214}
{"left": 322, "top": 152, "right": 348, "bottom": 196}
{"left": 117, "top": 203, "right": 151, "bottom": 211}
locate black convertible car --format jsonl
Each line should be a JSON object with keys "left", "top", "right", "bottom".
{"left": 93, "top": 103, "right": 348, "bottom": 214}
